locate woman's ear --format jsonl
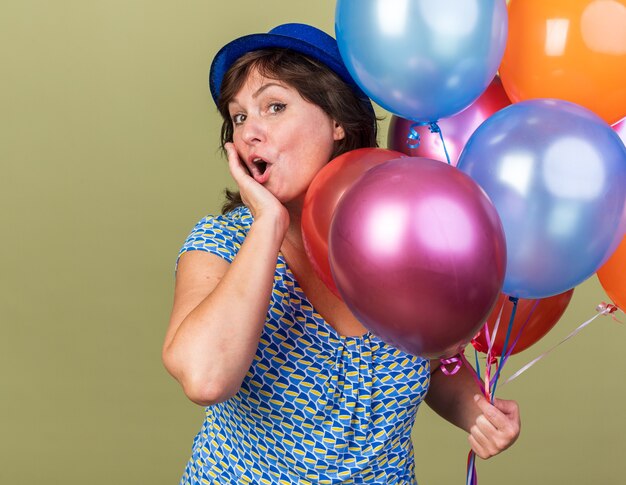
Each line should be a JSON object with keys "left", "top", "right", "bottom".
{"left": 333, "top": 121, "right": 345, "bottom": 141}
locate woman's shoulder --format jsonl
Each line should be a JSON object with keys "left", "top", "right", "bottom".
{"left": 177, "top": 205, "right": 253, "bottom": 266}
{"left": 200, "top": 205, "right": 253, "bottom": 232}
{"left": 188, "top": 205, "right": 254, "bottom": 241}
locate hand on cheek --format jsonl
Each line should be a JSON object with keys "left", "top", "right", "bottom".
{"left": 468, "top": 394, "right": 521, "bottom": 460}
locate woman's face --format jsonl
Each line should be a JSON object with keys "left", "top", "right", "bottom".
{"left": 228, "top": 68, "right": 345, "bottom": 205}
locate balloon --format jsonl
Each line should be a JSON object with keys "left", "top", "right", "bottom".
{"left": 500, "top": 0, "right": 626, "bottom": 125}
{"left": 471, "top": 290, "right": 574, "bottom": 357}
{"left": 614, "top": 118, "right": 626, "bottom": 146}
{"left": 388, "top": 76, "right": 511, "bottom": 165}
{"left": 335, "top": 0, "right": 508, "bottom": 121}
{"left": 457, "top": 99, "right": 626, "bottom": 299}
{"left": 598, "top": 236, "right": 626, "bottom": 310}
{"left": 302, "top": 148, "right": 405, "bottom": 297}
{"left": 329, "top": 158, "right": 506, "bottom": 358}
{"left": 611, "top": 120, "right": 626, "bottom": 235}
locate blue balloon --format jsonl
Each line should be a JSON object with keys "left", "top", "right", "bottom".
{"left": 457, "top": 99, "right": 626, "bottom": 299}
{"left": 335, "top": 0, "right": 508, "bottom": 122}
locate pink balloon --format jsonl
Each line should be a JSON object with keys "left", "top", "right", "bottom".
{"left": 613, "top": 117, "right": 626, "bottom": 147}
{"left": 329, "top": 158, "right": 506, "bottom": 358}
{"left": 302, "top": 148, "right": 405, "bottom": 298}
{"left": 388, "top": 76, "right": 511, "bottom": 166}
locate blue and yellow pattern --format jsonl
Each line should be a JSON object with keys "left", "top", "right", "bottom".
{"left": 177, "top": 206, "right": 430, "bottom": 484}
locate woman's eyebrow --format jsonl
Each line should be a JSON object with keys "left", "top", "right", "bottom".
{"left": 252, "top": 82, "right": 287, "bottom": 99}
{"left": 229, "top": 82, "right": 287, "bottom": 107}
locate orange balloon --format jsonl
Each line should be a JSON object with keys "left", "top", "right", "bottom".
{"left": 598, "top": 235, "right": 626, "bottom": 309}
{"left": 500, "top": 0, "right": 626, "bottom": 124}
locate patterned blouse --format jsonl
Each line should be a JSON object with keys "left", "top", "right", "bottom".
{"left": 177, "top": 206, "right": 430, "bottom": 484}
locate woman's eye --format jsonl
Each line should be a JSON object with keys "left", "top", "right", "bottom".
{"left": 269, "top": 103, "right": 286, "bottom": 114}
{"left": 231, "top": 113, "right": 246, "bottom": 125}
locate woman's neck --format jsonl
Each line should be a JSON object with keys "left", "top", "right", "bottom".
{"left": 283, "top": 198, "right": 305, "bottom": 252}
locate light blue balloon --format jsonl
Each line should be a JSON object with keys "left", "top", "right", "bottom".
{"left": 457, "top": 99, "right": 626, "bottom": 299}
{"left": 335, "top": 0, "right": 508, "bottom": 122}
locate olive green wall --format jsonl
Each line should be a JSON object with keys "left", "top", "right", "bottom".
{"left": 1, "top": 1, "right": 623, "bottom": 483}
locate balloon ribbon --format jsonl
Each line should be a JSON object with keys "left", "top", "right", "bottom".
{"left": 502, "top": 302, "right": 621, "bottom": 386}
{"left": 459, "top": 300, "right": 621, "bottom": 484}
{"left": 407, "top": 121, "right": 452, "bottom": 164}
{"left": 463, "top": 297, "right": 518, "bottom": 485}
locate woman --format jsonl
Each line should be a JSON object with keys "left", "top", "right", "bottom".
{"left": 163, "top": 23, "right": 520, "bottom": 484}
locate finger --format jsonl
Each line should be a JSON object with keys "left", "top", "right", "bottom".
{"left": 475, "top": 414, "right": 498, "bottom": 437}
{"left": 493, "top": 399, "right": 521, "bottom": 447}
{"left": 469, "top": 423, "right": 492, "bottom": 452}
{"left": 476, "top": 400, "right": 521, "bottom": 453}
{"left": 224, "top": 143, "right": 247, "bottom": 178}
{"left": 491, "top": 398, "right": 521, "bottom": 439}
{"left": 493, "top": 398, "right": 520, "bottom": 418}
{"left": 470, "top": 424, "right": 499, "bottom": 459}
{"left": 474, "top": 395, "right": 508, "bottom": 430}
{"left": 468, "top": 434, "right": 491, "bottom": 460}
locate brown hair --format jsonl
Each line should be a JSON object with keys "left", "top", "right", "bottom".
{"left": 216, "top": 48, "right": 378, "bottom": 214}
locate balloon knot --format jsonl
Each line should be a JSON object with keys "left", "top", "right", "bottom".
{"left": 596, "top": 301, "right": 618, "bottom": 314}
{"left": 427, "top": 121, "right": 441, "bottom": 134}
{"left": 596, "top": 301, "right": 623, "bottom": 323}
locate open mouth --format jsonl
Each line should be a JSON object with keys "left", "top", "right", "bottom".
{"left": 253, "top": 159, "right": 268, "bottom": 175}
{"left": 250, "top": 157, "right": 271, "bottom": 183}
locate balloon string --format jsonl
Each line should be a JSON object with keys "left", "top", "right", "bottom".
{"left": 407, "top": 121, "right": 452, "bottom": 164}
{"left": 485, "top": 300, "right": 504, "bottom": 359}
{"left": 407, "top": 122, "right": 424, "bottom": 149}
{"left": 502, "top": 303, "right": 621, "bottom": 386}
{"left": 464, "top": 299, "right": 517, "bottom": 485}
{"left": 474, "top": 348, "right": 481, "bottom": 381}
{"left": 484, "top": 302, "right": 505, "bottom": 400}
{"left": 497, "top": 299, "right": 540, "bottom": 373}
{"left": 490, "top": 297, "right": 518, "bottom": 400}
{"left": 461, "top": 352, "right": 486, "bottom": 395}
{"left": 467, "top": 301, "right": 621, "bottom": 485}
{"left": 466, "top": 450, "right": 478, "bottom": 485}
{"left": 465, "top": 298, "right": 518, "bottom": 485}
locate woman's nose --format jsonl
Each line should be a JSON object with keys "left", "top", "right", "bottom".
{"left": 241, "top": 116, "right": 266, "bottom": 145}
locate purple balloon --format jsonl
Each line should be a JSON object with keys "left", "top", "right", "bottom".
{"left": 458, "top": 99, "right": 626, "bottom": 299}
{"left": 329, "top": 158, "right": 506, "bottom": 358}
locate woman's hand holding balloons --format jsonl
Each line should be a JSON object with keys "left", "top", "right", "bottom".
{"left": 427, "top": 362, "right": 521, "bottom": 460}
{"left": 469, "top": 395, "right": 521, "bottom": 460}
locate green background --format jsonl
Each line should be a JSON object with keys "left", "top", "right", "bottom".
{"left": 2, "top": 1, "right": 623, "bottom": 483}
